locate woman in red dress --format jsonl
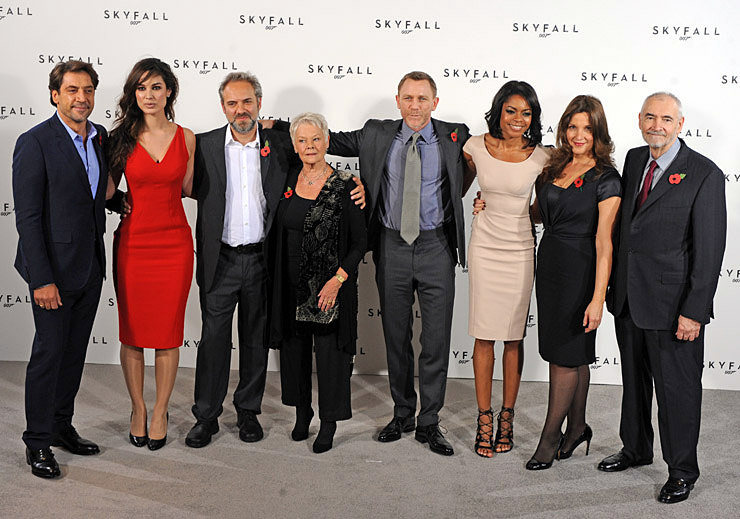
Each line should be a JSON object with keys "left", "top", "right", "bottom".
{"left": 107, "top": 58, "right": 195, "bottom": 450}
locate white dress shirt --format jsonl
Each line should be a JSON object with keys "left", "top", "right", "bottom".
{"left": 222, "top": 128, "right": 267, "bottom": 246}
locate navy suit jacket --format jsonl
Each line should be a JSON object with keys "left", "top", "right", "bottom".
{"left": 192, "top": 124, "right": 300, "bottom": 293}
{"left": 328, "top": 118, "right": 471, "bottom": 266}
{"left": 607, "top": 139, "right": 726, "bottom": 329}
{"left": 13, "top": 114, "right": 109, "bottom": 291}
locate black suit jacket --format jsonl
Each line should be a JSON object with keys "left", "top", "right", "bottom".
{"left": 192, "top": 124, "right": 299, "bottom": 292}
{"left": 328, "top": 118, "right": 470, "bottom": 266}
{"left": 13, "top": 114, "right": 109, "bottom": 291}
{"left": 607, "top": 139, "right": 726, "bottom": 329}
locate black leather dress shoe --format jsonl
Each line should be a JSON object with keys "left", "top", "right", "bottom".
{"left": 51, "top": 426, "right": 100, "bottom": 455}
{"left": 185, "top": 420, "right": 219, "bottom": 448}
{"left": 415, "top": 424, "right": 454, "bottom": 456}
{"left": 597, "top": 450, "right": 652, "bottom": 472}
{"left": 26, "top": 447, "right": 61, "bottom": 478}
{"left": 658, "top": 477, "right": 694, "bottom": 503}
{"left": 377, "top": 416, "right": 415, "bottom": 443}
{"left": 238, "top": 411, "right": 264, "bottom": 443}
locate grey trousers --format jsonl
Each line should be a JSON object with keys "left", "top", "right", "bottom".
{"left": 374, "top": 227, "right": 455, "bottom": 427}
{"left": 192, "top": 245, "right": 269, "bottom": 423}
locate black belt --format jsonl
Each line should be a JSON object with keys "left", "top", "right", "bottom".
{"left": 222, "top": 242, "right": 262, "bottom": 254}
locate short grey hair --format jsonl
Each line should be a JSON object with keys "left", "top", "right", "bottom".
{"left": 289, "top": 112, "right": 330, "bottom": 143}
{"left": 218, "top": 72, "right": 263, "bottom": 102}
{"left": 641, "top": 92, "right": 682, "bottom": 119}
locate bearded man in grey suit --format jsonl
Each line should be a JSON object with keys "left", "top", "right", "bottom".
{"left": 328, "top": 71, "right": 471, "bottom": 455}
{"left": 600, "top": 92, "right": 726, "bottom": 504}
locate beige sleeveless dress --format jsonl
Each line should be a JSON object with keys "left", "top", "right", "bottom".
{"left": 464, "top": 134, "right": 550, "bottom": 340}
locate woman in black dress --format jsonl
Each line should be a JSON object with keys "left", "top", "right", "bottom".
{"left": 267, "top": 112, "right": 367, "bottom": 454}
{"left": 526, "top": 96, "right": 621, "bottom": 470}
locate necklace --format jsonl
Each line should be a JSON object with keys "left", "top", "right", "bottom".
{"left": 301, "top": 163, "right": 329, "bottom": 186}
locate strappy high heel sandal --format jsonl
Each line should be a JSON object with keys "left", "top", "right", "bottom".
{"left": 474, "top": 409, "right": 494, "bottom": 458}
{"left": 494, "top": 406, "right": 515, "bottom": 453}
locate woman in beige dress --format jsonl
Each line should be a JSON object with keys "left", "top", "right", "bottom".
{"left": 463, "top": 81, "right": 550, "bottom": 457}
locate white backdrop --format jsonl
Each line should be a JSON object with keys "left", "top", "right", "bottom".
{"left": 1, "top": 0, "right": 738, "bottom": 390}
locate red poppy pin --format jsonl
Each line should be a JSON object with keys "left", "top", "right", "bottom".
{"left": 573, "top": 174, "right": 585, "bottom": 190}
{"left": 283, "top": 186, "right": 293, "bottom": 199}
{"left": 261, "top": 139, "right": 271, "bottom": 157}
{"left": 451, "top": 128, "right": 458, "bottom": 143}
{"left": 98, "top": 135, "right": 102, "bottom": 146}
{"left": 669, "top": 173, "right": 686, "bottom": 185}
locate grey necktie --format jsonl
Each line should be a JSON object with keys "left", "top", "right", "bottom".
{"left": 400, "top": 132, "right": 421, "bottom": 245}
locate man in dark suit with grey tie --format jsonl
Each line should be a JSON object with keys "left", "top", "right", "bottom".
{"left": 329, "top": 71, "right": 470, "bottom": 455}
{"left": 601, "top": 92, "right": 726, "bottom": 503}
{"left": 13, "top": 61, "right": 111, "bottom": 478}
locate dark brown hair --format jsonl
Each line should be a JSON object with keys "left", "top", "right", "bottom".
{"left": 107, "top": 58, "right": 179, "bottom": 179}
{"left": 397, "top": 71, "right": 437, "bottom": 97}
{"left": 48, "top": 60, "right": 99, "bottom": 107}
{"left": 539, "top": 95, "right": 615, "bottom": 186}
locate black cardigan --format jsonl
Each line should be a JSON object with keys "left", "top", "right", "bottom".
{"left": 266, "top": 168, "right": 367, "bottom": 354}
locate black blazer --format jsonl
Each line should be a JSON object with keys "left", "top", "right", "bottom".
{"left": 328, "top": 118, "right": 471, "bottom": 266}
{"left": 13, "top": 114, "right": 109, "bottom": 291}
{"left": 192, "top": 124, "right": 300, "bottom": 292}
{"left": 607, "top": 139, "right": 726, "bottom": 329}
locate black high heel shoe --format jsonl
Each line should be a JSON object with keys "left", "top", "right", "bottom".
{"left": 474, "top": 409, "right": 494, "bottom": 458}
{"left": 147, "top": 412, "right": 168, "bottom": 451}
{"left": 493, "top": 407, "right": 515, "bottom": 453}
{"left": 525, "top": 435, "right": 564, "bottom": 471}
{"left": 558, "top": 425, "right": 592, "bottom": 460}
{"left": 129, "top": 411, "right": 148, "bottom": 448}
{"left": 292, "top": 406, "right": 314, "bottom": 441}
{"left": 312, "top": 421, "right": 336, "bottom": 454}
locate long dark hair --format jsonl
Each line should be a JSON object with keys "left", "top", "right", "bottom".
{"left": 539, "top": 95, "right": 615, "bottom": 186}
{"left": 107, "top": 58, "right": 179, "bottom": 179}
{"left": 484, "top": 80, "right": 543, "bottom": 147}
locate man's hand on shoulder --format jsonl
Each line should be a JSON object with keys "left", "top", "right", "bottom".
{"left": 351, "top": 177, "right": 366, "bottom": 209}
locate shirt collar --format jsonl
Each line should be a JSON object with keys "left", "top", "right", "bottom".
{"left": 401, "top": 119, "right": 434, "bottom": 143}
{"left": 225, "top": 125, "right": 261, "bottom": 149}
{"left": 56, "top": 111, "right": 97, "bottom": 142}
{"left": 653, "top": 138, "right": 681, "bottom": 171}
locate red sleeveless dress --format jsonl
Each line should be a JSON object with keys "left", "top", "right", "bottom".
{"left": 114, "top": 125, "right": 193, "bottom": 349}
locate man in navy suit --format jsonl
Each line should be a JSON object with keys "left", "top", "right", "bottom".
{"left": 601, "top": 93, "right": 726, "bottom": 503}
{"left": 13, "top": 61, "right": 110, "bottom": 478}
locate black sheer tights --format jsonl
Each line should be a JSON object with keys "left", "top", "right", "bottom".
{"left": 531, "top": 363, "right": 591, "bottom": 463}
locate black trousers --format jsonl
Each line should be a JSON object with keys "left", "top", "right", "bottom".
{"left": 615, "top": 311, "right": 704, "bottom": 482}
{"left": 23, "top": 260, "right": 103, "bottom": 450}
{"left": 373, "top": 227, "right": 455, "bottom": 427}
{"left": 192, "top": 245, "right": 268, "bottom": 423}
{"left": 280, "top": 331, "right": 353, "bottom": 422}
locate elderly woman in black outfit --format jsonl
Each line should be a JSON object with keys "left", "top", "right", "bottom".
{"left": 267, "top": 112, "right": 367, "bottom": 454}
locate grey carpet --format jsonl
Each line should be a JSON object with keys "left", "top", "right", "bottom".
{"left": 1, "top": 361, "right": 738, "bottom": 518}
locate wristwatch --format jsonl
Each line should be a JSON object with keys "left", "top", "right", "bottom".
{"left": 335, "top": 273, "right": 346, "bottom": 283}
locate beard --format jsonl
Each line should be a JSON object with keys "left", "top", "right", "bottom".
{"left": 230, "top": 112, "right": 257, "bottom": 134}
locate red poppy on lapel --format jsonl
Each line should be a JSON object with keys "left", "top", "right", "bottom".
{"left": 669, "top": 173, "right": 686, "bottom": 185}
{"left": 261, "top": 139, "right": 271, "bottom": 157}
{"left": 574, "top": 176, "right": 584, "bottom": 189}
{"left": 98, "top": 134, "right": 102, "bottom": 146}
{"left": 451, "top": 128, "right": 458, "bottom": 143}
{"left": 283, "top": 186, "right": 293, "bottom": 199}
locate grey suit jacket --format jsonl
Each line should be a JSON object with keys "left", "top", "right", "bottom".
{"left": 607, "top": 139, "right": 726, "bottom": 329}
{"left": 192, "top": 124, "right": 297, "bottom": 292}
{"left": 328, "top": 118, "right": 470, "bottom": 266}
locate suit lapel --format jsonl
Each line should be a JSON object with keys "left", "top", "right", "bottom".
{"left": 432, "top": 119, "right": 457, "bottom": 181}
{"left": 50, "top": 115, "right": 94, "bottom": 197}
{"left": 637, "top": 142, "right": 690, "bottom": 214}
{"left": 209, "top": 126, "right": 229, "bottom": 192}
{"left": 624, "top": 147, "right": 649, "bottom": 219}
{"left": 92, "top": 127, "right": 107, "bottom": 201}
{"left": 371, "top": 120, "right": 400, "bottom": 203}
